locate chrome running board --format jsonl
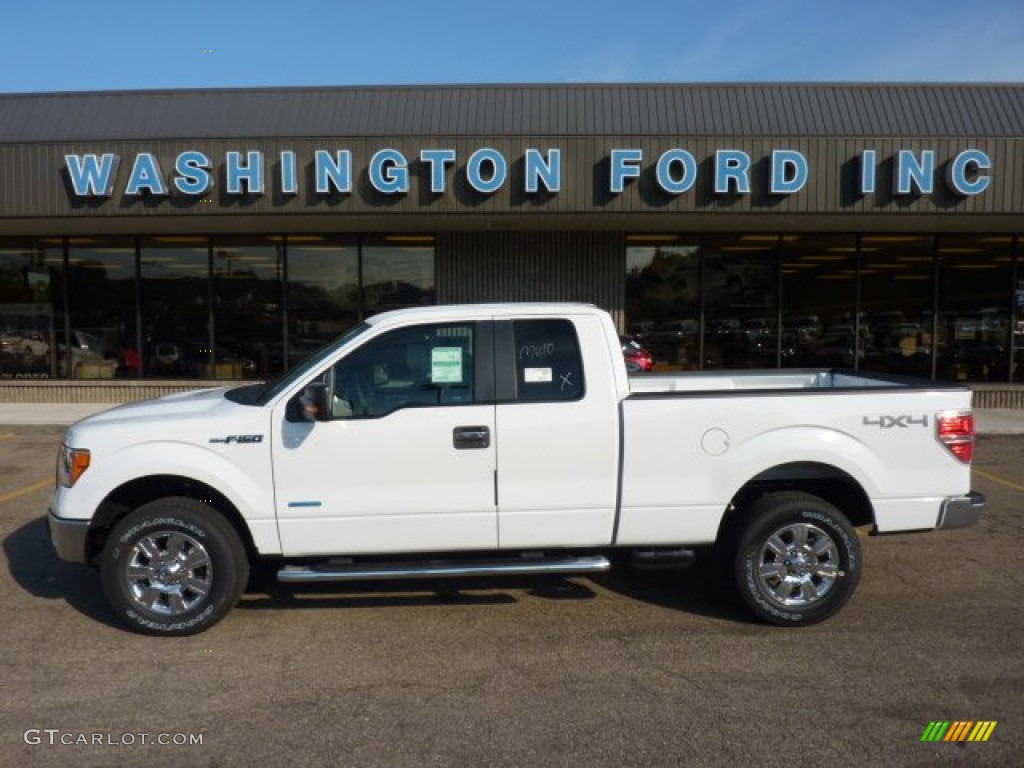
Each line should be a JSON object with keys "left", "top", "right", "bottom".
{"left": 277, "top": 554, "right": 611, "bottom": 583}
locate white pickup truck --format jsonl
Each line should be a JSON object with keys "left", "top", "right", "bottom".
{"left": 48, "top": 303, "right": 984, "bottom": 635}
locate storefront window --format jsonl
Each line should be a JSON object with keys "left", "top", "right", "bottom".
{"left": 212, "top": 238, "right": 284, "bottom": 380}
{"left": 0, "top": 240, "right": 61, "bottom": 380}
{"left": 361, "top": 236, "right": 435, "bottom": 317}
{"left": 286, "top": 237, "right": 360, "bottom": 369}
{"left": 936, "top": 235, "right": 1013, "bottom": 382}
{"left": 702, "top": 235, "right": 778, "bottom": 369}
{"left": 627, "top": 232, "right": 1016, "bottom": 382}
{"left": 781, "top": 235, "right": 858, "bottom": 368}
{"left": 625, "top": 236, "right": 700, "bottom": 369}
{"left": 66, "top": 240, "right": 136, "bottom": 379}
{"left": 140, "top": 238, "right": 211, "bottom": 378}
{"left": 859, "top": 235, "right": 934, "bottom": 377}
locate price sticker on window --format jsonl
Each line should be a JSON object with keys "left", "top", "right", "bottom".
{"left": 431, "top": 347, "right": 463, "bottom": 383}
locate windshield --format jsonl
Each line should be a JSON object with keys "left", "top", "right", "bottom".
{"left": 226, "top": 323, "right": 371, "bottom": 407}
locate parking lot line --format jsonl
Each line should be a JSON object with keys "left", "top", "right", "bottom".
{"left": 0, "top": 478, "right": 51, "bottom": 505}
{"left": 973, "top": 468, "right": 1024, "bottom": 495}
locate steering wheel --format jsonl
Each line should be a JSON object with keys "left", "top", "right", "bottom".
{"left": 337, "top": 366, "right": 376, "bottom": 417}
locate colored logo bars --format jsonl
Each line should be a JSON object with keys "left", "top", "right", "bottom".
{"left": 921, "top": 721, "right": 997, "bottom": 742}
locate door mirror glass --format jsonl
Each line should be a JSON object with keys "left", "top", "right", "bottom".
{"left": 298, "top": 382, "right": 333, "bottom": 422}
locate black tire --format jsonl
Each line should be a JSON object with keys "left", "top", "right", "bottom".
{"left": 100, "top": 497, "right": 249, "bottom": 636}
{"left": 733, "top": 491, "right": 861, "bottom": 627}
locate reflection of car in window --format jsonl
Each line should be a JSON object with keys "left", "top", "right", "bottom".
{"left": 151, "top": 343, "right": 183, "bottom": 374}
{"left": 55, "top": 329, "right": 104, "bottom": 375}
{"left": 620, "top": 335, "right": 653, "bottom": 372}
{"left": 0, "top": 329, "right": 50, "bottom": 367}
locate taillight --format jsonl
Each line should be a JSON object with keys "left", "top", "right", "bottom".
{"left": 937, "top": 410, "right": 974, "bottom": 464}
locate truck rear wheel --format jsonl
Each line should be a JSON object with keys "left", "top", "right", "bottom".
{"left": 100, "top": 498, "right": 249, "bottom": 636}
{"left": 734, "top": 492, "right": 861, "bottom": 627}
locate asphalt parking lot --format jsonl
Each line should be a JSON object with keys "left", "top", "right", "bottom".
{"left": 1, "top": 425, "right": 1021, "bottom": 767}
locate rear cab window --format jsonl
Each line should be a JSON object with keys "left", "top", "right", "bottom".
{"left": 512, "top": 319, "right": 585, "bottom": 402}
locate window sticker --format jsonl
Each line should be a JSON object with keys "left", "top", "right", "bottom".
{"left": 524, "top": 367, "right": 553, "bottom": 383}
{"left": 431, "top": 347, "right": 463, "bottom": 383}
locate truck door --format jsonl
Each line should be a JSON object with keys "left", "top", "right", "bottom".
{"left": 495, "top": 316, "right": 621, "bottom": 548}
{"left": 272, "top": 321, "right": 497, "bottom": 556}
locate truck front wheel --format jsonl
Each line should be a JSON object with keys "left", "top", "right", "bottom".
{"left": 734, "top": 492, "right": 861, "bottom": 627}
{"left": 100, "top": 498, "right": 249, "bottom": 636}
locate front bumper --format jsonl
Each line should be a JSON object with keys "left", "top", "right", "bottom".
{"left": 47, "top": 510, "right": 90, "bottom": 564}
{"left": 937, "top": 491, "right": 986, "bottom": 530}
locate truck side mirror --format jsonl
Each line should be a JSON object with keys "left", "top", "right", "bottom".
{"left": 299, "top": 382, "right": 333, "bottom": 422}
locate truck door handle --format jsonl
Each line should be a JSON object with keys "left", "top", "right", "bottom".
{"left": 453, "top": 426, "right": 490, "bottom": 449}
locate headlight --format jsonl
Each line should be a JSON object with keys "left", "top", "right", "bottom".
{"left": 56, "top": 444, "right": 91, "bottom": 488}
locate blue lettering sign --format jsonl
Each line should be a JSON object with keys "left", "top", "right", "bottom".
{"left": 280, "top": 151, "right": 298, "bottom": 195}
{"left": 715, "top": 150, "right": 751, "bottom": 194}
{"left": 124, "top": 152, "right": 167, "bottom": 196}
{"left": 226, "top": 151, "right": 264, "bottom": 195}
{"left": 610, "top": 149, "right": 643, "bottom": 194}
{"left": 60, "top": 144, "right": 998, "bottom": 205}
{"left": 895, "top": 149, "right": 935, "bottom": 195}
{"left": 173, "top": 151, "right": 212, "bottom": 196}
{"left": 770, "top": 150, "right": 808, "bottom": 195}
{"left": 524, "top": 148, "right": 561, "bottom": 193}
{"left": 467, "top": 148, "right": 507, "bottom": 194}
{"left": 655, "top": 149, "right": 697, "bottom": 195}
{"left": 947, "top": 149, "right": 991, "bottom": 196}
{"left": 65, "top": 153, "right": 119, "bottom": 197}
{"left": 420, "top": 149, "right": 456, "bottom": 193}
{"left": 314, "top": 150, "right": 352, "bottom": 194}
{"left": 370, "top": 149, "right": 409, "bottom": 194}
{"left": 859, "top": 149, "right": 877, "bottom": 195}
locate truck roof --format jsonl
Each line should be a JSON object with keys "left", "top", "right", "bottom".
{"left": 367, "top": 302, "right": 601, "bottom": 326}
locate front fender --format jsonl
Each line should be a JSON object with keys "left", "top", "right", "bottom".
{"left": 58, "top": 439, "right": 275, "bottom": 529}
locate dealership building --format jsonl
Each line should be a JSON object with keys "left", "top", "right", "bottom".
{"left": 1, "top": 83, "right": 1023, "bottom": 404}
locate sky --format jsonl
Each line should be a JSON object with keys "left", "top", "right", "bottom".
{"left": 1, "top": 0, "right": 1022, "bottom": 93}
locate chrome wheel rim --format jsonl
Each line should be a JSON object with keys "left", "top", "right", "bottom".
{"left": 756, "top": 522, "right": 839, "bottom": 608}
{"left": 124, "top": 531, "right": 213, "bottom": 616}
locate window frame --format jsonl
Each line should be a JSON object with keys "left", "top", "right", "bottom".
{"left": 496, "top": 318, "right": 587, "bottom": 404}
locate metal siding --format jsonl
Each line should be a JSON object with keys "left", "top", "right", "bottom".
{"left": 667, "top": 89, "right": 683, "bottom": 135}
{"left": 1007, "top": 85, "right": 1024, "bottom": 131}
{"left": 1010, "top": 139, "right": 1022, "bottom": 214}
{"left": 749, "top": 87, "right": 766, "bottom": 134}
{"left": 979, "top": 88, "right": 1005, "bottom": 135}
{"left": 926, "top": 89, "right": 950, "bottom": 135}
{"left": 437, "top": 231, "right": 624, "bottom": 325}
{"left": 992, "top": 86, "right": 1018, "bottom": 135}
{"left": 893, "top": 89, "right": 914, "bottom": 134}
{"left": 853, "top": 89, "right": 877, "bottom": 135}
{"left": 876, "top": 89, "right": 899, "bottom": 135}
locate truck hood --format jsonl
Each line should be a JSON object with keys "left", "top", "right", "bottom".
{"left": 78, "top": 386, "right": 233, "bottom": 426}
{"left": 64, "top": 386, "right": 267, "bottom": 449}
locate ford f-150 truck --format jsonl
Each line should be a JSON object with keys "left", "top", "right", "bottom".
{"left": 48, "top": 303, "right": 984, "bottom": 635}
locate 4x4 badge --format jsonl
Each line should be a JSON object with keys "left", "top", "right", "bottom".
{"left": 863, "top": 415, "right": 928, "bottom": 429}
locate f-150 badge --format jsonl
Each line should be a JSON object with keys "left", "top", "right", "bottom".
{"left": 209, "top": 435, "right": 264, "bottom": 444}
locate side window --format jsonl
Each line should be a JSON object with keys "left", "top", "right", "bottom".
{"left": 514, "top": 319, "right": 584, "bottom": 402}
{"left": 332, "top": 323, "right": 476, "bottom": 418}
